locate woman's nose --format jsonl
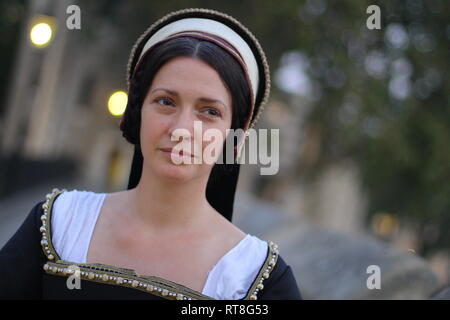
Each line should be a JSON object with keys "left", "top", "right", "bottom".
{"left": 169, "top": 108, "right": 196, "bottom": 141}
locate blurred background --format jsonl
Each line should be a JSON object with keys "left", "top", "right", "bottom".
{"left": 0, "top": 0, "right": 449, "bottom": 299}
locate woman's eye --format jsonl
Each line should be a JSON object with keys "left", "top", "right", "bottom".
{"left": 155, "top": 97, "right": 173, "bottom": 106}
{"left": 203, "top": 108, "right": 221, "bottom": 118}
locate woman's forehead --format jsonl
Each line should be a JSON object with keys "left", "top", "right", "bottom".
{"left": 149, "top": 57, "right": 232, "bottom": 104}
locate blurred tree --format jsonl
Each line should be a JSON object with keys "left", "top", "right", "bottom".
{"left": 276, "top": 0, "right": 449, "bottom": 257}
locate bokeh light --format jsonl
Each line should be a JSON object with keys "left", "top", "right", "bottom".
{"left": 107, "top": 91, "right": 128, "bottom": 117}
{"left": 30, "top": 22, "right": 53, "bottom": 47}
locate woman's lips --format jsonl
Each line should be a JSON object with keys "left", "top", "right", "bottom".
{"left": 158, "top": 147, "right": 195, "bottom": 158}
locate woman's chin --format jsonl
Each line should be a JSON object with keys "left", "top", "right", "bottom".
{"left": 154, "top": 162, "right": 198, "bottom": 183}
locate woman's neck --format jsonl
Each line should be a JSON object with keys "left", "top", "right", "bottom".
{"left": 128, "top": 166, "right": 214, "bottom": 233}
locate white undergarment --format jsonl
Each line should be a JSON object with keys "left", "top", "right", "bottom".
{"left": 50, "top": 189, "right": 268, "bottom": 299}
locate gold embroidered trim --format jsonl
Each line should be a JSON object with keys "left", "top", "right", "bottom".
{"left": 39, "top": 188, "right": 279, "bottom": 300}
{"left": 43, "top": 260, "right": 208, "bottom": 300}
{"left": 244, "top": 241, "right": 279, "bottom": 300}
{"left": 39, "top": 188, "right": 64, "bottom": 262}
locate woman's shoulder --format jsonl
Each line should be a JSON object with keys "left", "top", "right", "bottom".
{"left": 49, "top": 188, "right": 106, "bottom": 229}
{"left": 239, "top": 238, "right": 302, "bottom": 300}
{"left": 44, "top": 187, "right": 106, "bottom": 217}
{"left": 50, "top": 188, "right": 104, "bottom": 206}
{"left": 41, "top": 188, "right": 107, "bottom": 262}
{"left": 210, "top": 216, "right": 301, "bottom": 299}
{"left": 206, "top": 231, "right": 301, "bottom": 300}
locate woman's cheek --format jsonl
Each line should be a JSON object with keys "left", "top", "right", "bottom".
{"left": 201, "top": 127, "right": 227, "bottom": 163}
{"left": 140, "top": 118, "right": 161, "bottom": 149}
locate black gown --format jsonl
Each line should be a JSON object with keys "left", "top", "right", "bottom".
{"left": 0, "top": 189, "right": 302, "bottom": 300}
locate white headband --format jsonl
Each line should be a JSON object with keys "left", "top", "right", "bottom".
{"left": 136, "top": 17, "right": 260, "bottom": 110}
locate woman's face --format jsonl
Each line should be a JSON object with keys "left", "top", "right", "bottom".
{"left": 140, "top": 56, "right": 233, "bottom": 182}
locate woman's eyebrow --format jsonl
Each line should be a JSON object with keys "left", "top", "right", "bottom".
{"left": 150, "top": 87, "right": 227, "bottom": 109}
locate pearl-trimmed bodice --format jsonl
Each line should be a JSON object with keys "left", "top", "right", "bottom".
{"left": 50, "top": 189, "right": 268, "bottom": 299}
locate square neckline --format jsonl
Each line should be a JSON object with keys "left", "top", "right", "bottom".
{"left": 81, "top": 191, "right": 252, "bottom": 295}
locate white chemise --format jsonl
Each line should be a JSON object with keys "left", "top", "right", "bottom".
{"left": 50, "top": 190, "right": 268, "bottom": 299}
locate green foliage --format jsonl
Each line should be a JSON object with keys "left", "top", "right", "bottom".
{"left": 282, "top": 0, "right": 450, "bottom": 256}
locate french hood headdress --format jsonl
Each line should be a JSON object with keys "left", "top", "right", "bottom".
{"left": 124, "top": 8, "right": 271, "bottom": 221}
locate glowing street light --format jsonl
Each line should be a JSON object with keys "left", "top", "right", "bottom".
{"left": 29, "top": 15, "right": 56, "bottom": 48}
{"left": 30, "top": 22, "right": 53, "bottom": 47}
{"left": 108, "top": 91, "right": 128, "bottom": 117}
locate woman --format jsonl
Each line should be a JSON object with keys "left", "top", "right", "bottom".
{"left": 0, "top": 8, "right": 301, "bottom": 300}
